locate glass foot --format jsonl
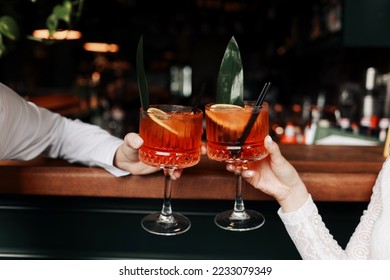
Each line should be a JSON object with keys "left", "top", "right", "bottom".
{"left": 214, "top": 209, "right": 265, "bottom": 231}
{"left": 141, "top": 212, "right": 191, "bottom": 236}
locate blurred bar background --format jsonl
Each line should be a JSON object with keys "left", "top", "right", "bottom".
{"left": 1, "top": 0, "right": 389, "bottom": 143}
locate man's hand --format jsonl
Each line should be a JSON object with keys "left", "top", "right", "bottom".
{"left": 113, "top": 133, "right": 182, "bottom": 179}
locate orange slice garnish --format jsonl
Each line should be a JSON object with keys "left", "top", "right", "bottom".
{"left": 207, "top": 103, "right": 251, "bottom": 129}
{"left": 147, "top": 107, "right": 179, "bottom": 135}
{"left": 210, "top": 104, "right": 244, "bottom": 110}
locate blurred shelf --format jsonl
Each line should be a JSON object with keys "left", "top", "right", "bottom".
{"left": 25, "top": 94, "right": 82, "bottom": 117}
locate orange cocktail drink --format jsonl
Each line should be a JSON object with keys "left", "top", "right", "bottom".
{"left": 139, "top": 104, "right": 203, "bottom": 236}
{"left": 139, "top": 105, "right": 203, "bottom": 169}
{"left": 206, "top": 101, "right": 269, "bottom": 163}
{"left": 205, "top": 101, "right": 269, "bottom": 231}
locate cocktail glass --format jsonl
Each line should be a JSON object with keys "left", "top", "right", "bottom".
{"left": 139, "top": 105, "right": 203, "bottom": 235}
{"left": 205, "top": 101, "right": 269, "bottom": 231}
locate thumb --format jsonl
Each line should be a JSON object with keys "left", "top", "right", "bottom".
{"left": 122, "top": 133, "right": 144, "bottom": 162}
{"left": 125, "top": 132, "right": 144, "bottom": 149}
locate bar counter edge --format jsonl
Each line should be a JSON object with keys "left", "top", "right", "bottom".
{"left": 0, "top": 144, "right": 386, "bottom": 202}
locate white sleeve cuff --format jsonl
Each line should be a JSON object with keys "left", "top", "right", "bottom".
{"left": 89, "top": 138, "right": 131, "bottom": 177}
{"left": 277, "top": 194, "right": 318, "bottom": 224}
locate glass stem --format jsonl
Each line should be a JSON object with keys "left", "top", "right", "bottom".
{"left": 229, "top": 164, "right": 251, "bottom": 221}
{"left": 233, "top": 166, "right": 245, "bottom": 213}
{"left": 161, "top": 168, "right": 174, "bottom": 217}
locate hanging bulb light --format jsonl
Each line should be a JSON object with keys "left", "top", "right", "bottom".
{"left": 83, "top": 42, "right": 120, "bottom": 53}
{"left": 32, "top": 29, "right": 82, "bottom": 40}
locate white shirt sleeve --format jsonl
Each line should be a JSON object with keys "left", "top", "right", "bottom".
{"left": 0, "top": 82, "right": 130, "bottom": 177}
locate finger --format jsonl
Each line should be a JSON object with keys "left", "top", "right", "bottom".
{"left": 264, "top": 135, "right": 286, "bottom": 165}
{"left": 129, "top": 162, "right": 160, "bottom": 175}
{"left": 171, "top": 169, "right": 182, "bottom": 180}
{"left": 226, "top": 163, "right": 235, "bottom": 173}
{"left": 201, "top": 142, "right": 207, "bottom": 155}
{"left": 242, "top": 169, "right": 255, "bottom": 178}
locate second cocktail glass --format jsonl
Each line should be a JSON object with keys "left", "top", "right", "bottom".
{"left": 139, "top": 105, "right": 203, "bottom": 236}
{"left": 205, "top": 101, "right": 269, "bottom": 231}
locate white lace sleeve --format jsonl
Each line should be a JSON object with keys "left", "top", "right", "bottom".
{"left": 278, "top": 164, "right": 384, "bottom": 259}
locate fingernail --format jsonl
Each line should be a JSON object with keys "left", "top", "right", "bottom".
{"left": 227, "top": 164, "right": 234, "bottom": 171}
{"left": 132, "top": 135, "right": 143, "bottom": 148}
{"left": 265, "top": 135, "right": 273, "bottom": 145}
{"left": 244, "top": 170, "right": 255, "bottom": 177}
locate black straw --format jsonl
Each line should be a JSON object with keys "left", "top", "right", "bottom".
{"left": 255, "top": 82, "right": 272, "bottom": 108}
{"left": 238, "top": 82, "right": 272, "bottom": 144}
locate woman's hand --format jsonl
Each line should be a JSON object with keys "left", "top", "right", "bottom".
{"left": 227, "top": 135, "right": 309, "bottom": 212}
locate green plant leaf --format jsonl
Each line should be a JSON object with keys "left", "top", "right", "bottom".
{"left": 136, "top": 36, "right": 149, "bottom": 110}
{"left": 46, "top": 1, "right": 72, "bottom": 37}
{"left": 53, "top": 2, "right": 71, "bottom": 23}
{"left": 63, "top": 0, "right": 72, "bottom": 12}
{"left": 0, "top": 15, "right": 20, "bottom": 40}
{"left": 216, "top": 36, "right": 244, "bottom": 106}
{"left": 46, "top": 14, "right": 58, "bottom": 37}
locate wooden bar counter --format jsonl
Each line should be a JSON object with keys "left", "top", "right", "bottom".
{"left": 0, "top": 145, "right": 385, "bottom": 202}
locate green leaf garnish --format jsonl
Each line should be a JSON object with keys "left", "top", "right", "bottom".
{"left": 136, "top": 36, "right": 149, "bottom": 110}
{"left": 216, "top": 36, "right": 244, "bottom": 106}
{"left": 0, "top": 15, "right": 20, "bottom": 40}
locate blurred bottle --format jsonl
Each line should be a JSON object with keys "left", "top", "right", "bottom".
{"left": 338, "top": 83, "right": 361, "bottom": 127}
{"left": 379, "top": 118, "right": 390, "bottom": 142}
{"left": 361, "top": 67, "right": 379, "bottom": 136}
{"left": 280, "top": 122, "right": 297, "bottom": 144}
